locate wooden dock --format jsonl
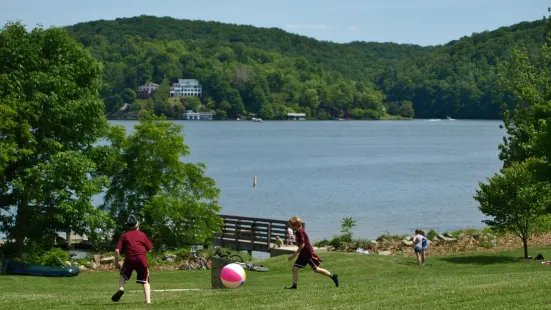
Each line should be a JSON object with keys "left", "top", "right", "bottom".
{"left": 215, "top": 214, "right": 320, "bottom": 257}
{"left": 268, "top": 244, "right": 327, "bottom": 258}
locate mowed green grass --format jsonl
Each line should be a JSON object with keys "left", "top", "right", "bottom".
{"left": 1, "top": 248, "right": 551, "bottom": 309}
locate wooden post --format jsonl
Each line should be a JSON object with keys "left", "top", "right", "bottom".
{"left": 251, "top": 221, "right": 256, "bottom": 250}
{"left": 218, "top": 221, "right": 225, "bottom": 248}
{"left": 235, "top": 220, "right": 240, "bottom": 250}
{"left": 266, "top": 223, "right": 272, "bottom": 252}
{"left": 211, "top": 257, "right": 231, "bottom": 289}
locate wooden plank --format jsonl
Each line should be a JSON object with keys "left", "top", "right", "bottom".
{"left": 222, "top": 228, "right": 274, "bottom": 234}
{"left": 220, "top": 214, "right": 288, "bottom": 225}
{"left": 223, "top": 227, "right": 273, "bottom": 234}
{"left": 223, "top": 219, "right": 264, "bottom": 225}
{"left": 267, "top": 223, "right": 272, "bottom": 251}
{"left": 219, "top": 214, "right": 303, "bottom": 226}
{"left": 219, "top": 230, "right": 285, "bottom": 239}
{"left": 224, "top": 222, "right": 272, "bottom": 229}
{"left": 251, "top": 221, "right": 256, "bottom": 249}
{"left": 223, "top": 222, "right": 270, "bottom": 228}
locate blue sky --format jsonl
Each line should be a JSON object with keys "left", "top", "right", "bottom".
{"left": 1, "top": 0, "right": 549, "bottom": 46}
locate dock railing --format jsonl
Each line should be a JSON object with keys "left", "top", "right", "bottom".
{"left": 214, "top": 214, "right": 305, "bottom": 252}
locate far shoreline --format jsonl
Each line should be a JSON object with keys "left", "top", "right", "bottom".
{"left": 107, "top": 117, "right": 503, "bottom": 122}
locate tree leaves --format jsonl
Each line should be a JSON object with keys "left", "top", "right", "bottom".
{"left": 475, "top": 158, "right": 551, "bottom": 237}
{"left": 0, "top": 22, "right": 109, "bottom": 256}
{"left": 474, "top": 11, "right": 551, "bottom": 259}
{"left": 101, "top": 111, "right": 222, "bottom": 249}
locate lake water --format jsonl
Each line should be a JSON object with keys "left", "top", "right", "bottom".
{"left": 106, "top": 119, "right": 505, "bottom": 242}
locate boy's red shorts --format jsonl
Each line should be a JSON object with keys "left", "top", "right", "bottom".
{"left": 294, "top": 253, "right": 323, "bottom": 270}
{"left": 120, "top": 256, "right": 149, "bottom": 284}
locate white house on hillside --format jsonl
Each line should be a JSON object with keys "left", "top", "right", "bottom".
{"left": 137, "top": 82, "right": 160, "bottom": 98}
{"left": 171, "top": 79, "right": 202, "bottom": 97}
{"left": 138, "top": 83, "right": 159, "bottom": 92}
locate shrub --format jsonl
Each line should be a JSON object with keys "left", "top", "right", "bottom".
{"left": 479, "top": 240, "right": 494, "bottom": 249}
{"left": 329, "top": 236, "right": 345, "bottom": 248}
{"left": 340, "top": 217, "right": 357, "bottom": 243}
{"left": 313, "top": 239, "right": 330, "bottom": 247}
{"left": 20, "top": 246, "right": 70, "bottom": 266}
{"left": 40, "top": 248, "right": 70, "bottom": 266}
{"left": 377, "top": 233, "right": 408, "bottom": 242}
{"left": 427, "top": 229, "right": 438, "bottom": 240}
{"left": 171, "top": 248, "right": 192, "bottom": 262}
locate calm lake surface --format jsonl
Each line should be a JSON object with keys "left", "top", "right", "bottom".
{"left": 106, "top": 119, "right": 504, "bottom": 242}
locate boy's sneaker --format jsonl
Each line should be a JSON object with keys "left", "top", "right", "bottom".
{"left": 284, "top": 285, "right": 297, "bottom": 289}
{"left": 111, "top": 290, "right": 124, "bottom": 302}
{"left": 331, "top": 274, "right": 339, "bottom": 287}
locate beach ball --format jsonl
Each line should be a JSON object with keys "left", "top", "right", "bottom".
{"left": 220, "top": 263, "right": 246, "bottom": 289}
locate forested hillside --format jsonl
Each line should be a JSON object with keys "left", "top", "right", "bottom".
{"left": 65, "top": 15, "right": 548, "bottom": 120}
{"left": 377, "top": 20, "right": 547, "bottom": 118}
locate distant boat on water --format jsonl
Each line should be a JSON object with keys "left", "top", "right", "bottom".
{"left": 252, "top": 118, "right": 263, "bottom": 123}
{"left": 428, "top": 116, "right": 455, "bottom": 121}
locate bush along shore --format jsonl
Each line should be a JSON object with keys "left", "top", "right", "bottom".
{"left": 51, "top": 247, "right": 252, "bottom": 273}
{"left": 30, "top": 227, "right": 551, "bottom": 273}
{"left": 314, "top": 228, "right": 551, "bottom": 258}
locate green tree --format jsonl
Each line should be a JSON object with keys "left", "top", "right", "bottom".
{"left": 474, "top": 10, "right": 551, "bottom": 259}
{"left": 497, "top": 44, "right": 551, "bottom": 167}
{"left": 102, "top": 112, "right": 222, "bottom": 249}
{"left": 248, "top": 85, "right": 267, "bottom": 113}
{"left": 474, "top": 158, "right": 551, "bottom": 258}
{"left": 66, "top": 14, "right": 551, "bottom": 120}
{"left": 0, "top": 22, "right": 108, "bottom": 256}
{"left": 349, "top": 108, "right": 365, "bottom": 120}
{"left": 259, "top": 101, "right": 275, "bottom": 119}
{"left": 120, "top": 88, "right": 137, "bottom": 104}
{"left": 398, "top": 101, "right": 415, "bottom": 118}
{"left": 0, "top": 101, "right": 18, "bottom": 175}
{"left": 104, "top": 94, "right": 124, "bottom": 113}
{"left": 340, "top": 217, "right": 357, "bottom": 243}
{"left": 185, "top": 96, "right": 202, "bottom": 111}
{"left": 299, "top": 88, "right": 320, "bottom": 113}
{"left": 386, "top": 100, "right": 414, "bottom": 118}
{"left": 24, "top": 151, "right": 113, "bottom": 247}
{"left": 153, "top": 78, "right": 171, "bottom": 116}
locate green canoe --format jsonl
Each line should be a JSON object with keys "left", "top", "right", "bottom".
{"left": 1, "top": 259, "right": 80, "bottom": 277}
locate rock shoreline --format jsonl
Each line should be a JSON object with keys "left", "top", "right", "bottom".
{"left": 69, "top": 231, "right": 551, "bottom": 272}
{"left": 331, "top": 231, "right": 551, "bottom": 257}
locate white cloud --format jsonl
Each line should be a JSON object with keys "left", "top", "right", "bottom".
{"left": 285, "top": 24, "right": 330, "bottom": 30}
{"left": 348, "top": 25, "right": 360, "bottom": 32}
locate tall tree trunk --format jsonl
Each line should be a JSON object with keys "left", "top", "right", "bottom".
{"left": 13, "top": 199, "right": 29, "bottom": 257}
{"left": 522, "top": 235, "right": 529, "bottom": 259}
{"left": 90, "top": 230, "right": 97, "bottom": 250}
{"left": 66, "top": 231, "right": 71, "bottom": 250}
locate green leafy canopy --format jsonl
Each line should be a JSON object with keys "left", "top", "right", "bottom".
{"left": 0, "top": 22, "right": 109, "bottom": 256}
{"left": 474, "top": 9, "right": 551, "bottom": 259}
{"left": 101, "top": 111, "right": 222, "bottom": 249}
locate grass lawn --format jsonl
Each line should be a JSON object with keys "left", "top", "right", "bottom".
{"left": 1, "top": 248, "right": 551, "bottom": 309}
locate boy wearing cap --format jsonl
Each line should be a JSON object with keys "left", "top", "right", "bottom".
{"left": 111, "top": 214, "right": 153, "bottom": 304}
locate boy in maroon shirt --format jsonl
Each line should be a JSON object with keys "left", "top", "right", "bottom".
{"left": 111, "top": 214, "right": 153, "bottom": 304}
{"left": 286, "top": 216, "right": 339, "bottom": 289}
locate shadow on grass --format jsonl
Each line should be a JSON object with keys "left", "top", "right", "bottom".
{"left": 438, "top": 255, "right": 519, "bottom": 265}
{"left": 397, "top": 261, "right": 420, "bottom": 266}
